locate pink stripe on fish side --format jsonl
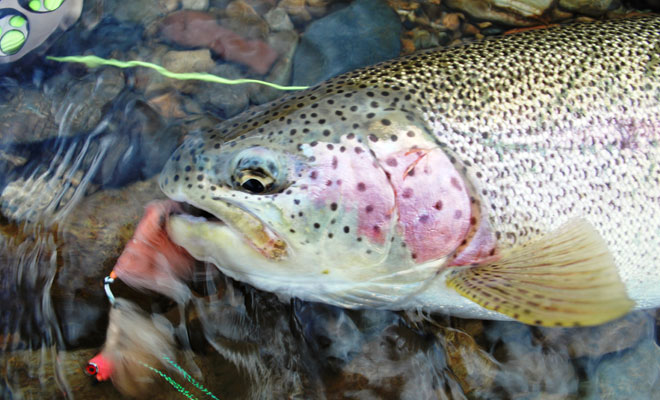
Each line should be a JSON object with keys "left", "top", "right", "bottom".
{"left": 299, "top": 137, "right": 395, "bottom": 244}
{"left": 380, "top": 148, "right": 472, "bottom": 263}
{"left": 450, "top": 215, "right": 500, "bottom": 266}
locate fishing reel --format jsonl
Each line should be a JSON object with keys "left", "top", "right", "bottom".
{"left": 0, "top": 0, "right": 82, "bottom": 63}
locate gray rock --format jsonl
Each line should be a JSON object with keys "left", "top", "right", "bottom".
{"left": 265, "top": 7, "right": 294, "bottom": 32}
{"left": 182, "top": 0, "right": 210, "bottom": 10}
{"left": 584, "top": 340, "right": 660, "bottom": 399}
{"left": 160, "top": 49, "right": 217, "bottom": 94}
{"left": 291, "top": 0, "right": 401, "bottom": 86}
{"left": 105, "top": 0, "right": 170, "bottom": 24}
{"left": 250, "top": 30, "right": 299, "bottom": 105}
{"left": 44, "top": 67, "right": 125, "bottom": 137}
{"left": 195, "top": 64, "right": 251, "bottom": 119}
{"left": 445, "top": 0, "right": 553, "bottom": 26}
{"left": 0, "top": 80, "right": 58, "bottom": 144}
{"left": 558, "top": 0, "right": 619, "bottom": 16}
{"left": 537, "top": 311, "right": 655, "bottom": 359}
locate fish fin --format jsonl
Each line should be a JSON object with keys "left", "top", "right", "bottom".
{"left": 446, "top": 219, "right": 634, "bottom": 327}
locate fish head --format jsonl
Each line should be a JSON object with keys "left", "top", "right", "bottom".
{"left": 159, "top": 89, "right": 482, "bottom": 306}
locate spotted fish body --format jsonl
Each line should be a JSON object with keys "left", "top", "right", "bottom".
{"left": 160, "top": 17, "right": 660, "bottom": 324}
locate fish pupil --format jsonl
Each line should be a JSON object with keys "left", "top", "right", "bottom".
{"left": 242, "top": 178, "right": 265, "bottom": 194}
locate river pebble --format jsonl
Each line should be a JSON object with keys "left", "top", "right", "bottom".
{"left": 291, "top": 0, "right": 402, "bottom": 86}
{"left": 182, "top": 0, "right": 211, "bottom": 10}
{"left": 584, "top": 339, "right": 660, "bottom": 399}
{"left": 250, "top": 29, "right": 299, "bottom": 104}
{"left": 195, "top": 63, "right": 252, "bottom": 118}
{"left": 537, "top": 311, "right": 655, "bottom": 358}
{"left": 265, "top": 7, "right": 295, "bottom": 31}
{"left": 158, "top": 10, "right": 279, "bottom": 74}
{"left": 2, "top": 0, "right": 660, "bottom": 399}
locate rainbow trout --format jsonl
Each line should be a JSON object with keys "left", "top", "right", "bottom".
{"left": 159, "top": 16, "right": 660, "bottom": 327}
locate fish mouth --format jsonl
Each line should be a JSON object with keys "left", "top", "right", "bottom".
{"left": 177, "top": 202, "right": 223, "bottom": 223}
{"left": 168, "top": 200, "right": 288, "bottom": 261}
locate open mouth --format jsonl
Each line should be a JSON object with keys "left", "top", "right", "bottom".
{"left": 168, "top": 199, "right": 287, "bottom": 261}
{"left": 177, "top": 202, "right": 223, "bottom": 223}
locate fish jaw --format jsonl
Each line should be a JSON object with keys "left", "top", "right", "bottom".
{"left": 163, "top": 192, "right": 288, "bottom": 261}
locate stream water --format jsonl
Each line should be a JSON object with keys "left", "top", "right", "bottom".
{"left": 1, "top": 0, "right": 659, "bottom": 399}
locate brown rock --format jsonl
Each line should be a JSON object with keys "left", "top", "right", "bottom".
{"left": 222, "top": 0, "right": 270, "bottom": 39}
{"left": 280, "top": 0, "right": 311, "bottom": 22}
{"left": 439, "top": 327, "right": 498, "bottom": 395}
{"left": 401, "top": 38, "right": 415, "bottom": 54}
{"left": 148, "top": 91, "right": 188, "bottom": 119}
{"left": 162, "top": 49, "right": 216, "bottom": 73}
{"left": 226, "top": 0, "right": 261, "bottom": 17}
{"left": 445, "top": 0, "right": 554, "bottom": 26}
{"left": 159, "top": 10, "right": 278, "bottom": 74}
{"left": 306, "top": 0, "right": 328, "bottom": 17}
{"left": 442, "top": 12, "right": 463, "bottom": 31}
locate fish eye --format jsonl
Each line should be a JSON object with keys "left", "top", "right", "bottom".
{"left": 237, "top": 169, "right": 275, "bottom": 194}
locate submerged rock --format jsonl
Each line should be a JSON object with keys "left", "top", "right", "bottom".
{"left": 291, "top": 0, "right": 402, "bottom": 86}
{"left": 182, "top": 0, "right": 210, "bottom": 10}
{"left": 265, "top": 7, "right": 295, "bottom": 32}
{"left": 438, "top": 326, "right": 499, "bottom": 396}
{"left": 537, "top": 311, "right": 655, "bottom": 359}
{"left": 558, "top": 0, "right": 618, "bottom": 16}
{"left": 444, "top": 0, "right": 554, "bottom": 26}
{"left": 158, "top": 10, "right": 279, "bottom": 74}
{"left": 222, "top": 0, "right": 270, "bottom": 39}
{"left": 44, "top": 66, "right": 126, "bottom": 136}
{"left": 250, "top": 29, "right": 299, "bottom": 105}
{"left": 195, "top": 63, "right": 251, "bottom": 118}
{"left": 584, "top": 339, "right": 660, "bottom": 399}
{"left": 0, "top": 81, "right": 58, "bottom": 144}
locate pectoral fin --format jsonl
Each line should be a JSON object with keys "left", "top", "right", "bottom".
{"left": 446, "top": 219, "right": 634, "bottom": 327}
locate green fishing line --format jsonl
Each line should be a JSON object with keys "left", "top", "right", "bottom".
{"left": 142, "top": 362, "right": 204, "bottom": 400}
{"left": 161, "top": 355, "right": 219, "bottom": 400}
{"left": 139, "top": 356, "right": 219, "bottom": 400}
{"left": 47, "top": 55, "right": 309, "bottom": 91}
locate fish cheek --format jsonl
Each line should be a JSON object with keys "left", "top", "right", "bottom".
{"left": 375, "top": 147, "right": 472, "bottom": 263}
{"left": 293, "top": 138, "right": 396, "bottom": 249}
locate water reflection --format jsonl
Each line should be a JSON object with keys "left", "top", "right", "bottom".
{"left": 1, "top": 0, "right": 659, "bottom": 398}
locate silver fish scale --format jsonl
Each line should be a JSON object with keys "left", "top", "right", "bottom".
{"left": 346, "top": 16, "right": 660, "bottom": 305}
